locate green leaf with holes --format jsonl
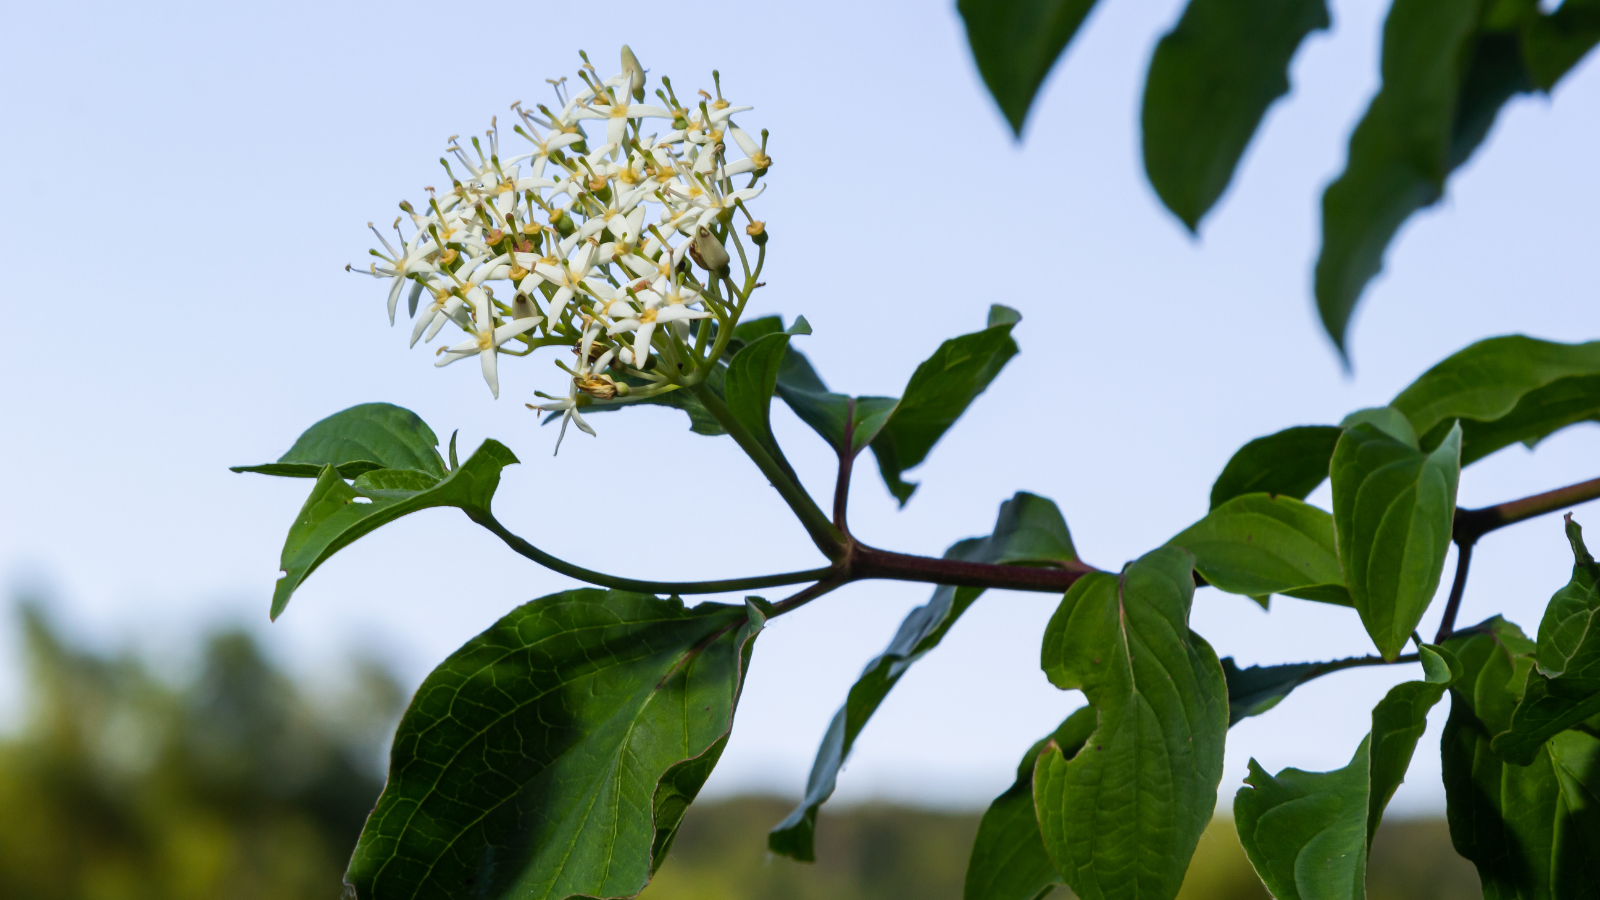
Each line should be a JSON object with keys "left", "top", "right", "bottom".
{"left": 1331, "top": 423, "right": 1461, "bottom": 660}
{"left": 1233, "top": 646, "right": 1458, "bottom": 900}
{"left": 1034, "top": 547, "right": 1228, "bottom": 900}
{"left": 958, "top": 0, "right": 1102, "bottom": 135}
{"left": 1170, "top": 493, "right": 1349, "bottom": 606}
{"left": 268, "top": 440, "right": 515, "bottom": 620}
{"left": 1142, "top": 0, "right": 1329, "bottom": 230}
{"left": 770, "top": 491, "right": 1077, "bottom": 861}
{"left": 346, "top": 590, "right": 767, "bottom": 900}
{"left": 232, "top": 402, "right": 447, "bottom": 479}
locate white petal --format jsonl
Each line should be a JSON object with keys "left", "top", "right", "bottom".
{"left": 480, "top": 348, "right": 499, "bottom": 398}
{"left": 709, "top": 105, "right": 753, "bottom": 124}
{"left": 633, "top": 321, "right": 656, "bottom": 366}
{"left": 492, "top": 317, "right": 542, "bottom": 344}
{"left": 729, "top": 125, "right": 761, "bottom": 158}
{"left": 410, "top": 308, "right": 439, "bottom": 348}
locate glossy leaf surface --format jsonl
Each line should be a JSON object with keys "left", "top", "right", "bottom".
{"left": 1223, "top": 658, "right": 1323, "bottom": 726}
{"left": 269, "top": 440, "right": 516, "bottom": 620}
{"left": 723, "top": 318, "right": 812, "bottom": 469}
{"left": 958, "top": 0, "right": 1101, "bottom": 135}
{"left": 1233, "top": 646, "right": 1458, "bottom": 900}
{"left": 1209, "top": 425, "right": 1342, "bottom": 510}
{"left": 1142, "top": 0, "right": 1329, "bottom": 230}
{"left": 868, "top": 306, "right": 1021, "bottom": 506}
{"left": 1170, "top": 493, "right": 1347, "bottom": 605}
{"left": 963, "top": 707, "right": 1094, "bottom": 900}
{"left": 1441, "top": 616, "right": 1600, "bottom": 899}
{"left": 1391, "top": 335, "right": 1600, "bottom": 464}
{"left": 1035, "top": 547, "right": 1228, "bottom": 900}
{"left": 232, "top": 402, "right": 447, "bottom": 479}
{"left": 1490, "top": 516, "right": 1600, "bottom": 765}
{"left": 1331, "top": 423, "right": 1462, "bottom": 659}
{"left": 346, "top": 590, "right": 766, "bottom": 900}
{"left": 770, "top": 492, "right": 1077, "bottom": 860}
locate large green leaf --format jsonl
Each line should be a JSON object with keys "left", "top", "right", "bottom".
{"left": 770, "top": 492, "right": 1077, "bottom": 861}
{"left": 958, "top": 0, "right": 1102, "bottom": 135}
{"left": 869, "top": 306, "right": 1021, "bottom": 506}
{"left": 267, "top": 441, "right": 516, "bottom": 620}
{"left": 1391, "top": 335, "right": 1600, "bottom": 464}
{"left": 963, "top": 707, "right": 1094, "bottom": 900}
{"left": 1331, "top": 422, "right": 1462, "bottom": 660}
{"left": 722, "top": 317, "right": 812, "bottom": 472}
{"left": 1232, "top": 646, "right": 1460, "bottom": 900}
{"left": 1209, "top": 425, "right": 1343, "bottom": 511}
{"left": 1034, "top": 547, "right": 1228, "bottom": 900}
{"left": 1313, "top": 0, "right": 1481, "bottom": 355}
{"left": 1441, "top": 616, "right": 1600, "bottom": 899}
{"left": 232, "top": 402, "right": 447, "bottom": 479}
{"left": 1490, "top": 516, "right": 1600, "bottom": 765}
{"left": 1315, "top": 1, "right": 1600, "bottom": 355}
{"left": 1141, "top": 0, "right": 1329, "bottom": 230}
{"left": 346, "top": 590, "right": 767, "bottom": 900}
{"left": 1169, "top": 493, "right": 1349, "bottom": 606}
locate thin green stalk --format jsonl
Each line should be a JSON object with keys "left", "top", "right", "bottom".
{"left": 689, "top": 382, "right": 846, "bottom": 558}
{"left": 467, "top": 508, "right": 835, "bottom": 594}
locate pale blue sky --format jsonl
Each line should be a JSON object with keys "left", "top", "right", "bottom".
{"left": 2, "top": 0, "right": 1596, "bottom": 815}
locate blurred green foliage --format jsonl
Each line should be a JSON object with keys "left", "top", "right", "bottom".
{"left": 0, "top": 602, "right": 400, "bottom": 900}
{"left": 644, "top": 797, "right": 1483, "bottom": 900}
{"left": 0, "top": 604, "right": 1483, "bottom": 899}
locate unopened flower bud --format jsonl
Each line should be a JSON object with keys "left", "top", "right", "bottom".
{"left": 746, "top": 220, "right": 768, "bottom": 246}
{"left": 688, "top": 226, "right": 730, "bottom": 275}
{"left": 511, "top": 293, "right": 539, "bottom": 319}
{"left": 621, "top": 45, "right": 646, "bottom": 102}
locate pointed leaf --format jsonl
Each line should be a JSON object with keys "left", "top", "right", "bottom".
{"left": 1490, "top": 516, "right": 1600, "bottom": 764}
{"left": 723, "top": 320, "right": 812, "bottom": 470}
{"left": 232, "top": 402, "right": 447, "bottom": 479}
{"left": 963, "top": 707, "right": 1095, "bottom": 900}
{"left": 270, "top": 440, "right": 516, "bottom": 619}
{"left": 346, "top": 590, "right": 766, "bottom": 900}
{"left": 770, "top": 492, "right": 1077, "bottom": 860}
{"left": 1141, "top": 0, "right": 1329, "bottom": 229}
{"left": 1524, "top": 0, "right": 1600, "bottom": 90}
{"left": 1232, "top": 645, "right": 1459, "bottom": 900}
{"left": 1034, "top": 547, "right": 1229, "bottom": 900}
{"left": 870, "top": 306, "right": 1021, "bottom": 506}
{"left": 1331, "top": 422, "right": 1462, "bottom": 660}
{"left": 1441, "top": 616, "right": 1600, "bottom": 899}
{"left": 1223, "top": 658, "right": 1324, "bottom": 726}
{"left": 1210, "top": 425, "right": 1343, "bottom": 511}
{"left": 1391, "top": 335, "right": 1600, "bottom": 464}
{"left": 958, "top": 0, "right": 1102, "bottom": 135}
{"left": 1170, "top": 493, "right": 1349, "bottom": 605}
{"left": 1313, "top": 0, "right": 1485, "bottom": 355}
{"left": 1339, "top": 406, "right": 1419, "bottom": 448}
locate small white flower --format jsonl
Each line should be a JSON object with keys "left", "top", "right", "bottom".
{"left": 529, "top": 382, "right": 597, "bottom": 454}
{"left": 434, "top": 288, "right": 543, "bottom": 398}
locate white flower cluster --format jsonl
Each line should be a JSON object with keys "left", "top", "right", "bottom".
{"left": 355, "top": 46, "right": 771, "bottom": 450}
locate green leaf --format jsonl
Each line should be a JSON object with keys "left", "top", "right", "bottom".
{"left": 1524, "top": 0, "right": 1600, "bottom": 90}
{"left": 1390, "top": 335, "right": 1600, "bottom": 464}
{"left": 869, "top": 306, "right": 1021, "bottom": 506}
{"left": 1232, "top": 646, "right": 1459, "bottom": 900}
{"left": 1489, "top": 516, "right": 1600, "bottom": 765}
{"left": 958, "top": 0, "right": 1102, "bottom": 135}
{"left": 1339, "top": 406, "right": 1419, "bottom": 448}
{"left": 1141, "top": 0, "right": 1329, "bottom": 230}
{"left": 1034, "top": 547, "right": 1229, "bottom": 900}
{"left": 1223, "top": 658, "right": 1322, "bottom": 725}
{"left": 269, "top": 440, "right": 516, "bottom": 620}
{"left": 1170, "top": 493, "right": 1349, "bottom": 606}
{"left": 231, "top": 402, "right": 447, "bottom": 479}
{"left": 723, "top": 318, "right": 812, "bottom": 465}
{"left": 1331, "top": 422, "right": 1462, "bottom": 660}
{"left": 1441, "top": 616, "right": 1600, "bottom": 899}
{"left": 1210, "top": 425, "right": 1343, "bottom": 511}
{"left": 963, "top": 707, "right": 1095, "bottom": 900}
{"left": 770, "top": 492, "right": 1077, "bottom": 860}
{"left": 1313, "top": 0, "right": 1484, "bottom": 356}
{"left": 346, "top": 590, "right": 765, "bottom": 900}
